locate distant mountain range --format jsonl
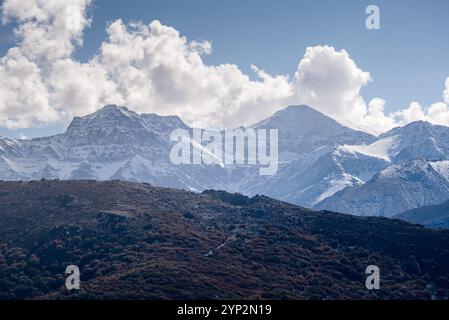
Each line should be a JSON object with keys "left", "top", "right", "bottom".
{"left": 2, "top": 104, "right": 449, "bottom": 219}
{"left": 394, "top": 200, "right": 449, "bottom": 229}
{"left": 1, "top": 180, "right": 448, "bottom": 299}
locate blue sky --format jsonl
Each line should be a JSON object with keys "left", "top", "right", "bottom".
{"left": 1, "top": 0, "right": 449, "bottom": 138}
{"left": 76, "top": 0, "right": 449, "bottom": 109}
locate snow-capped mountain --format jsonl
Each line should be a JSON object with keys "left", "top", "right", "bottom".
{"left": 376, "top": 121, "right": 449, "bottom": 162}
{"left": 252, "top": 105, "right": 374, "bottom": 161}
{"left": 0, "top": 105, "right": 225, "bottom": 190}
{"left": 312, "top": 121, "right": 449, "bottom": 216}
{"left": 2, "top": 104, "right": 449, "bottom": 218}
{"left": 272, "top": 146, "right": 390, "bottom": 206}
{"left": 316, "top": 159, "right": 449, "bottom": 217}
{"left": 217, "top": 105, "right": 378, "bottom": 202}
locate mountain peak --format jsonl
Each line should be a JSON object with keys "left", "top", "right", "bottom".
{"left": 377, "top": 119, "right": 449, "bottom": 162}
{"left": 250, "top": 104, "right": 375, "bottom": 159}
{"left": 271, "top": 105, "right": 326, "bottom": 119}
{"left": 64, "top": 105, "right": 161, "bottom": 147}
{"left": 253, "top": 104, "right": 374, "bottom": 138}
{"left": 88, "top": 104, "right": 136, "bottom": 121}
{"left": 379, "top": 158, "right": 431, "bottom": 177}
{"left": 400, "top": 120, "right": 434, "bottom": 132}
{"left": 280, "top": 104, "right": 320, "bottom": 113}
{"left": 141, "top": 112, "right": 188, "bottom": 130}
{"left": 67, "top": 104, "right": 138, "bottom": 130}
{"left": 408, "top": 120, "right": 431, "bottom": 126}
{"left": 255, "top": 105, "right": 373, "bottom": 136}
{"left": 253, "top": 105, "right": 331, "bottom": 128}
{"left": 68, "top": 105, "right": 188, "bottom": 131}
{"left": 97, "top": 104, "right": 130, "bottom": 113}
{"left": 382, "top": 120, "right": 436, "bottom": 138}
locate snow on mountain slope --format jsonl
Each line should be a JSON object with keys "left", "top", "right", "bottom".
{"left": 219, "top": 106, "right": 379, "bottom": 204}
{"left": 3, "top": 104, "right": 449, "bottom": 218}
{"left": 316, "top": 159, "right": 449, "bottom": 217}
{"left": 242, "top": 144, "right": 390, "bottom": 207}
{"left": 430, "top": 161, "right": 449, "bottom": 182}
{"left": 339, "top": 135, "right": 399, "bottom": 162}
{"left": 197, "top": 105, "right": 378, "bottom": 199}
{"left": 336, "top": 121, "right": 449, "bottom": 164}
{"left": 308, "top": 122, "right": 449, "bottom": 216}
{"left": 0, "top": 105, "right": 226, "bottom": 190}
{"left": 377, "top": 121, "right": 449, "bottom": 162}
{"left": 252, "top": 105, "right": 375, "bottom": 161}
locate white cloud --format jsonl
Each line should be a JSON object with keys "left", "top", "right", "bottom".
{"left": 444, "top": 77, "right": 449, "bottom": 104}
{"left": 390, "top": 100, "right": 449, "bottom": 128}
{"left": 293, "top": 46, "right": 371, "bottom": 119}
{"left": 393, "top": 101, "right": 427, "bottom": 124}
{"left": 95, "top": 19, "right": 296, "bottom": 127}
{"left": 363, "top": 98, "right": 397, "bottom": 133}
{"left": 386, "top": 77, "right": 449, "bottom": 127}
{"left": 0, "top": 0, "right": 92, "bottom": 128}
{"left": 0, "top": 47, "right": 57, "bottom": 128}
{"left": 290, "top": 45, "right": 389, "bottom": 134}
{"left": 426, "top": 102, "right": 449, "bottom": 126}
{"left": 0, "top": 0, "right": 448, "bottom": 135}
{"left": 2, "top": 0, "right": 91, "bottom": 61}
{"left": 47, "top": 58, "right": 123, "bottom": 121}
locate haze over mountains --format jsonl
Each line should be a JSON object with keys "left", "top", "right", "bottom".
{"left": 394, "top": 199, "right": 449, "bottom": 229}
{"left": 2, "top": 104, "right": 449, "bottom": 219}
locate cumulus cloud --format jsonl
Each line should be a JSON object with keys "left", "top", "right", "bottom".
{"left": 0, "top": 0, "right": 448, "bottom": 135}
{"left": 393, "top": 101, "right": 426, "bottom": 124}
{"left": 391, "top": 101, "right": 449, "bottom": 127}
{"left": 0, "top": 0, "right": 92, "bottom": 128}
{"left": 426, "top": 102, "right": 449, "bottom": 125}
{"left": 0, "top": 47, "right": 57, "bottom": 128}
{"left": 363, "top": 98, "right": 397, "bottom": 133}
{"left": 387, "top": 77, "right": 449, "bottom": 128}
{"left": 291, "top": 46, "right": 386, "bottom": 133}
{"left": 293, "top": 46, "right": 370, "bottom": 118}
{"left": 95, "top": 19, "right": 294, "bottom": 127}
{"left": 1, "top": 0, "right": 91, "bottom": 61}
{"left": 0, "top": 2, "right": 293, "bottom": 129}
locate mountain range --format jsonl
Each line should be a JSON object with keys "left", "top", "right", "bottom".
{"left": 2, "top": 104, "right": 449, "bottom": 220}
{"left": 394, "top": 199, "right": 449, "bottom": 229}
